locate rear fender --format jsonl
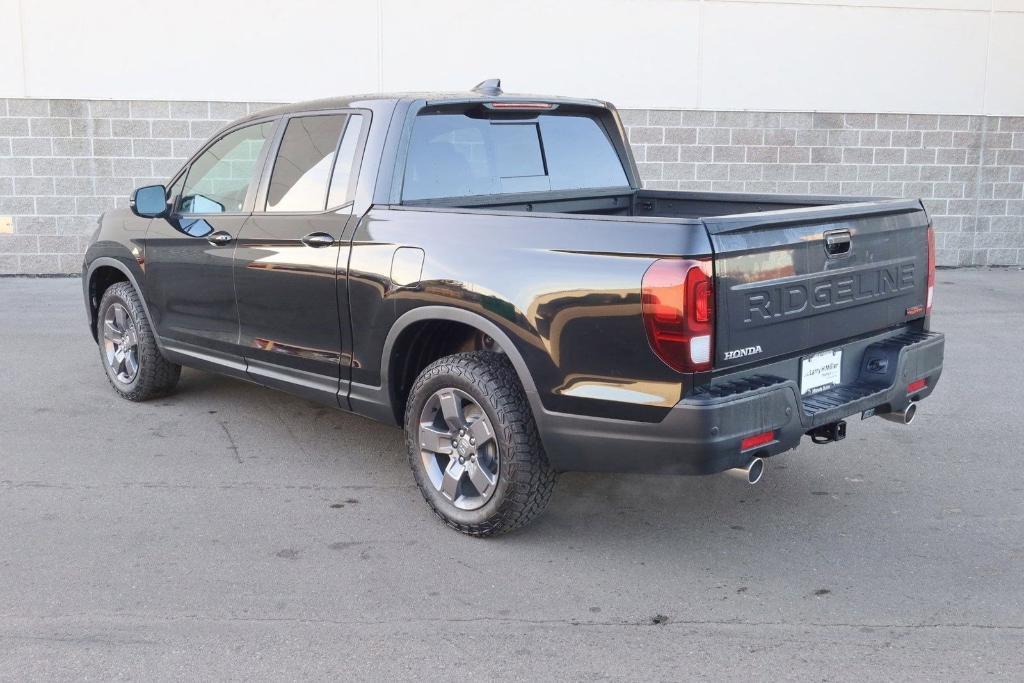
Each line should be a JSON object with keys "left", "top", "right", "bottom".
{"left": 349, "top": 306, "right": 543, "bottom": 428}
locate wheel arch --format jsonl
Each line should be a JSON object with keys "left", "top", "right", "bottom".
{"left": 84, "top": 257, "right": 154, "bottom": 343}
{"left": 379, "top": 306, "right": 542, "bottom": 426}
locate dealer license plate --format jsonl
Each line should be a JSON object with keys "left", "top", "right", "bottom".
{"left": 801, "top": 349, "right": 842, "bottom": 396}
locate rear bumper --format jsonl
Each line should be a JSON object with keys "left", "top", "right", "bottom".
{"left": 537, "top": 329, "right": 944, "bottom": 475}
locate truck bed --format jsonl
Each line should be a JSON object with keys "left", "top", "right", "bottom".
{"left": 402, "top": 188, "right": 858, "bottom": 219}
{"left": 400, "top": 186, "right": 930, "bottom": 377}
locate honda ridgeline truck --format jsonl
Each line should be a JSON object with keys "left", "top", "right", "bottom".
{"left": 82, "top": 80, "right": 945, "bottom": 535}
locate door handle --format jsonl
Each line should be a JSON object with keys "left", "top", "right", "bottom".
{"left": 301, "top": 232, "right": 335, "bottom": 248}
{"left": 206, "top": 231, "right": 233, "bottom": 246}
{"left": 823, "top": 229, "right": 851, "bottom": 257}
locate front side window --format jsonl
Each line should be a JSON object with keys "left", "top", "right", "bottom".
{"left": 167, "top": 173, "right": 185, "bottom": 204}
{"left": 402, "top": 111, "right": 629, "bottom": 201}
{"left": 266, "top": 114, "right": 347, "bottom": 212}
{"left": 180, "top": 121, "right": 274, "bottom": 214}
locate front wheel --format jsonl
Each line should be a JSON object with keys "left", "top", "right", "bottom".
{"left": 96, "top": 282, "right": 181, "bottom": 401}
{"left": 405, "top": 351, "right": 557, "bottom": 536}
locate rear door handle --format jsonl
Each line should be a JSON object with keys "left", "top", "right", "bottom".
{"left": 206, "top": 231, "right": 233, "bottom": 246}
{"left": 301, "top": 232, "right": 335, "bottom": 248}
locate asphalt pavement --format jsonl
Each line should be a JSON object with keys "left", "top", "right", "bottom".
{"left": 0, "top": 269, "right": 1022, "bottom": 680}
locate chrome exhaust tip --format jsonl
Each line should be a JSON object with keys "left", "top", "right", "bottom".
{"left": 727, "top": 457, "right": 765, "bottom": 485}
{"left": 880, "top": 401, "right": 917, "bottom": 425}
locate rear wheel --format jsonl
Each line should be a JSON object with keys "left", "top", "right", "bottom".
{"left": 405, "top": 351, "right": 556, "bottom": 536}
{"left": 97, "top": 282, "right": 180, "bottom": 401}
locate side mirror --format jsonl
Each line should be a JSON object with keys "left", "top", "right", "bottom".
{"left": 130, "top": 184, "right": 168, "bottom": 218}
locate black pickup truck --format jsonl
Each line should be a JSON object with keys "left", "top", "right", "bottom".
{"left": 83, "top": 80, "right": 944, "bottom": 535}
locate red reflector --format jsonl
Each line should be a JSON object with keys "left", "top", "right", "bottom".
{"left": 907, "top": 379, "right": 927, "bottom": 394}
{"left": 741, "top": 431, "right": 775, "bottom": 451}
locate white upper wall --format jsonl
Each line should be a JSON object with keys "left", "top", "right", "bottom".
{"left": 1, "top": 0, "right": 1022, "bottom": 115}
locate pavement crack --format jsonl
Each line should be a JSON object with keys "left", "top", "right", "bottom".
{"left": 218, "top": 421, "right": 243, "bottom": 464}
{"left": 4, "top": 613, "right": 1022, "bottom": 633}
{"left": 0, "top": 633, "right": 160, "bottom": 646}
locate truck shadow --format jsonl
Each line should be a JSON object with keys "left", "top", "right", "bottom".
{"left": 170, "top": 368, "right": 865, "bottom": 554}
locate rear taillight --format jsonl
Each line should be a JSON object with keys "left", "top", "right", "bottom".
{"left": 926, "top": 224, "right": 935, "bottom": 314}
{"left": 641, "top": 259, "right": 714, "bottom": 373}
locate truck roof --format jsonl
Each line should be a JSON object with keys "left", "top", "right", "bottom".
{"left": 240, "top": 80, "right": 609, "bottom": 121}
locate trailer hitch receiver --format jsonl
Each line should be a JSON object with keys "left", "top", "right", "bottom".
{"left": 809, "top": 420, "right": 847, "bottom": 445}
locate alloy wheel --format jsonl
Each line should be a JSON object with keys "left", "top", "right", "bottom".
{"left": 102, "top": 303, "right": 140, "bottom": 384}
{"left": 417, "top": 387, "right": 499, "bottom": 511}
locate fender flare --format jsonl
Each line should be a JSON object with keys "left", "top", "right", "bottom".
{"left": 380, "top": 305, "right": 542, "bottom": 409}
{"left": 83, "top": 257, "right": 159, "bottom": 346}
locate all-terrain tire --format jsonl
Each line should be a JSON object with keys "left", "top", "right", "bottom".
{"left": 96, "top": 281, "right": 181, "bottom": 401}
{"left": 405, "top": 351, "right": 557, "bottom": 536}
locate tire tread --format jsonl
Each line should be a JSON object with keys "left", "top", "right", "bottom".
{"left": 98, "top": 282, "right": 181, "bottom": 402}
{"left": 405, "top": 351, "right": 556, "bottom": 536}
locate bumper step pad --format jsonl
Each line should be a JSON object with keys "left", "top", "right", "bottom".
{"left": 802, "top": 330, "right": 943, "bottom": 419}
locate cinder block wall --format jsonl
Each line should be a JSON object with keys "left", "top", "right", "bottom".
{"left": 1, "top": 98, "right": 1022, "bottom": 274}
{"left": 623, "top": 110, "right": 1024, "bottom": 267}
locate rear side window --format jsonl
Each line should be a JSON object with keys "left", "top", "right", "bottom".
{"left": 180, "top": 121, "right": 274, "bottom": 214}
{"left": 402, "top": 111, "right": 629, "bottom": 201}
{"left": 266, "top": 114, "right": 347, "bottom": 212}
{"left": 325, "top": 114, "right": 366, "bottom": 208}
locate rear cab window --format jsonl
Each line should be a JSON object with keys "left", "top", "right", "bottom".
{"left": 266, "top": 114, "right": 348, "bottom": 212}
{"left": 401, "top": 104, "right": 630, "bottom": 202}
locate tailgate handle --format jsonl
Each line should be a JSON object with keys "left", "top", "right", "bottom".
{"left": 824, "top": 230, "right": 851, "bottom": 257}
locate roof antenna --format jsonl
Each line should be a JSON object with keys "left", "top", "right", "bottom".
{"left": 472, "top": 78, "right": 502, "bottom": 96}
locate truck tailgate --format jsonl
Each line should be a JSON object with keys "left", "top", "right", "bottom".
{"left": 705, "top": 199, "right": 930, "bottom": 371}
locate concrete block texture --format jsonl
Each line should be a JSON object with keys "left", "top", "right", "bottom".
{"left": 623, "top": 109, "right": 1024, "bottom": 267}
{"left": 0, "top": 98, "right": 1022, "bottom": 273}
